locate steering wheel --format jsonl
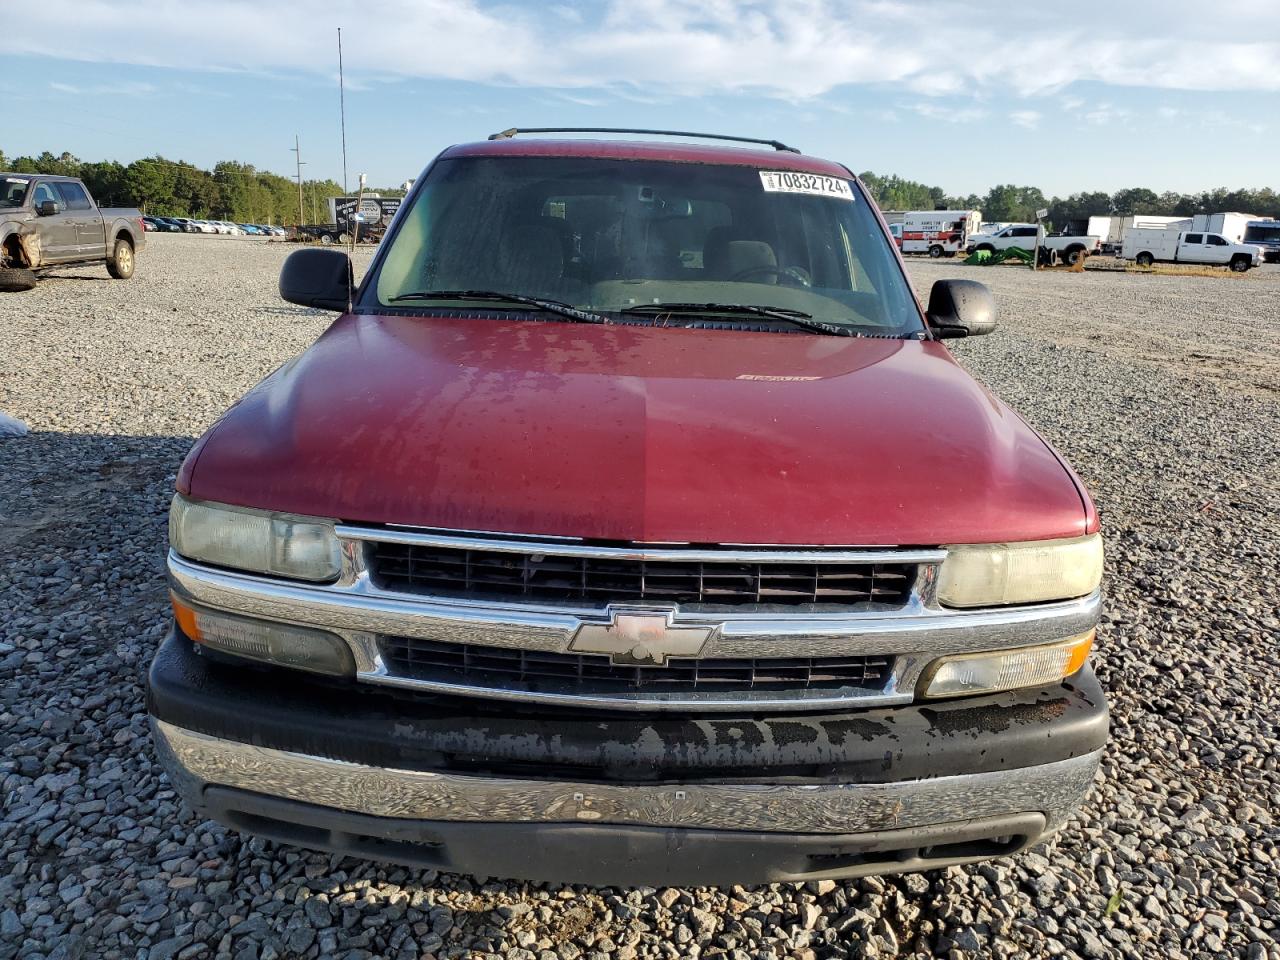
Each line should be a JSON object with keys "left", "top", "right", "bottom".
{"left": 729, "top": 264, "right": 813, "bottom": 287}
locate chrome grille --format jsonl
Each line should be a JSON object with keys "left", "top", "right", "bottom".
{"left": 368, "top": 542, "right": 915, "bottom": 608}
{"left": 379, "top": 636, "right": 892, "bottom": 695}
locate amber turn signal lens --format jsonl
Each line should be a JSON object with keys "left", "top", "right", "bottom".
{"left": 170, "top": 593, "right": 354, "bottom": 677}
{"left": 170, "top": 593, "right": 202, "bottom": 642}
{"left": 919, "top": 629, "right": 1095, "bottom": 699}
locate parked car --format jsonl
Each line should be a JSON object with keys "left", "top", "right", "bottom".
{"left": 141, "top": 216, "right": 159, "bottom": 232}
{"left": 1, "top": 173, "right": 146, "bottom": 291}
{"left": 238, "top": 223, "right": 262, "bottom": 235}
{"left": 150, "top": 129, "right": 1108, "bottom": 887}
{"left": 152, "top": 217, "right": 185, "bottom": 233}
{"left": 1121, "top": 228, "right": 1261, "bottom": 271}
{"left": 966, "top": 224, "right": 1101, "bottom": 265}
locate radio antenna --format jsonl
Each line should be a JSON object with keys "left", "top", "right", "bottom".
{"left": 338, "top": 27, "right": 349, "bottom": 194}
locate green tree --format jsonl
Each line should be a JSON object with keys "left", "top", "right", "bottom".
{"left": 124, "top": 157, "right": 178, "bottom": 214}
{"left": 79, "top": 160, "right": 128, "bottom": 206}
{"left": 1111, "top": 187, "right": 1161, "bottom": 214}
{"left": 1047, "top": 191, "right": 1113, "bottom": 229}
{"left": 982, "top": 184, "right": 1047, "bottom": 222}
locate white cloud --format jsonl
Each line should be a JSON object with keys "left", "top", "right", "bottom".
{"left": 1010, "top": 110, "right": 1041, "bottom": 129}
{"left": 1082, "top": 103, "right": 1130, "bottom": 125}
{"left": 12, "top": 1, "right": 1280, "bottom": 101}
{"left": 908, "top": 102, "right": 987, "bottom": 124}
{"left": 49, "top": 80, "right": 157, "bottom": 96}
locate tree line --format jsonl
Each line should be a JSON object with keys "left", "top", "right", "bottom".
{"left": 858, "top": 171, "right": 1280, "bottom": 226}
{"left": 0, "top": 149, "right": 404, "bottom": 224}
{"left": 4, "top": 147, "right": 1276, "bottom": 227}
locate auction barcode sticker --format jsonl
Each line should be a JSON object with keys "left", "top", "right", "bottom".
{"left": 759, "top": 171, "right": 854, "bottom": 200}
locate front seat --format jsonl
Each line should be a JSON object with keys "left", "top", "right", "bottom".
{"left": 704, "top": 227, "right": 778, "bottom": 284}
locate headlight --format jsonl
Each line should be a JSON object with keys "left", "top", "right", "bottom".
{"left": 169, "top": 495, "right": 341, "bottom": 582}
{"left": 172, "top": 594, "right": 354, "bottom": 676}
{"left": 919, "top": 630, "right": 1094, "bottom": 699}
{"left": 936, "top": 534, "right": 1102, "bottom": 608}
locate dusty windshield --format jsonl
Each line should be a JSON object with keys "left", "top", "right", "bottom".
{"left": 371, "top": 156, "right": 922, "bottom": 335}
{"left": 1, "top": 177, "right": 32, "bottom": 209}
{"left": 1244, "top": 224, "right": 1280, "bottom": 245}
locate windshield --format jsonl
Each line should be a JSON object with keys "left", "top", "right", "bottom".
{"left": 1244, "top": 224, "right": 1280, "bottom": 245}
{"left": 1, "top": 177, "right": 31, "bottom": 209}
{"left": 370, "top": 156, "right": 923, "bottom": 335}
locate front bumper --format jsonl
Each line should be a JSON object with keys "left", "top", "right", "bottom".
{"left": 148, "top": 632, "right": 1107, "bottom": 885}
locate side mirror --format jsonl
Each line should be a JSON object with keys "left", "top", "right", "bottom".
{"left": 37, "top": 200, "right": 61, "bottom": 217}
{"left": 926, "top": 279, "right": 996, "bottom": 339}
{"left": 279, "top": 248, "right": 354, "bottom": 311}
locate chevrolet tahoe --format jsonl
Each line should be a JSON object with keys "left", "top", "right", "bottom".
{"left": 148, "top": 129, "right": 1108, "bottom": 887}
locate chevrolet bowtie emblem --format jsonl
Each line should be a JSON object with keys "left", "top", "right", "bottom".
{"left": 569, "top": 606, "right": 712, "bottom": 666}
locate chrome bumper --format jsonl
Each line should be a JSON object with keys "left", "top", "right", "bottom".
{"left": 167, "top": 547, "right": 1102, "bottom": 712}
{"left": 153, "top": 718, "right": 1102, "bottom": 836}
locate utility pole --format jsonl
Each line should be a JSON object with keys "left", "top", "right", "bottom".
{"left": 291, "top": 135, "right": 306, "bottom": 226}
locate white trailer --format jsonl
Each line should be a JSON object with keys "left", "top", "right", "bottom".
{"left": 1190, "top": 212, "right": 1258, "bottom": 244}
{"left": 1121, "top": 227, "right": 1261, "bottom": 271}
{"left": 899, "top": 210, "right": 982, "bottom": 258}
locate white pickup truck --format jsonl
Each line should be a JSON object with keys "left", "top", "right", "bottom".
{"left": 1121, "top": 228, "right": 1262, "bottom": 272}
{"left": 965, "top": 224, "right": 1101, "bottom": 265}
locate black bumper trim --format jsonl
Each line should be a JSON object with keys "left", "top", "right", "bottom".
{"left": 147, "top": 628, "right": 1108, "bottom": 785}
{"left": 197, "top": 785, "right": 1048, "bottom": 886}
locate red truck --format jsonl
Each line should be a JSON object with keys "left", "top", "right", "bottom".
{"left": 149, "top": 129, "right": 1107, "bottom": 887}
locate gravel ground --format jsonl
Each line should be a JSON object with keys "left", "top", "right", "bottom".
{"left": 1, "top": 235, "right": 1277, "bottom": 960}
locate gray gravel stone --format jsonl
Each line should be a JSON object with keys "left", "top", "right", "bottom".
{"left": 1, "top": 237, "right": 1277, "bottom": 960}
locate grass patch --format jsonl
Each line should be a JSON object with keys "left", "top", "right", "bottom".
{"left": 1123, "top": 264, "right": 1254, "bottom": 278}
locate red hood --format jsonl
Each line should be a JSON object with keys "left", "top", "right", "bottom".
{"left": 180, "top": 314, "right": 1091, "bottom": 546}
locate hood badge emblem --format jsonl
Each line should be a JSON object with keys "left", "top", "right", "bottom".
{"left": 570, "top": 606, "right": 712, "bottom": 666}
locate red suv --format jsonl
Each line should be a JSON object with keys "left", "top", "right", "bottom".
{"left": 149, "top": 129, "right": 1106, "bottom": 886}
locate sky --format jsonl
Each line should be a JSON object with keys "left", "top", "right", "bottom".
{"left": 4, "top": 0, "right": 1279, "bottom": 197}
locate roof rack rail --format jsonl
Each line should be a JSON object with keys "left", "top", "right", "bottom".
{"left": 487, "top": 127, "right": 800, "bottom": 154}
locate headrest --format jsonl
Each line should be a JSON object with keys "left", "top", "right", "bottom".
{"left": 722, "top": 240, "right": 777, "bottom": 283}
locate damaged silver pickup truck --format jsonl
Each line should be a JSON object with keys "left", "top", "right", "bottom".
{"left": 0, "top": 173, "right": 145, "bottom": 292}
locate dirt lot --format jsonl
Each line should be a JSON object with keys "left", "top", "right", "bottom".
{"left": 1, "top": 236, "right": 1277, "bottom": 960}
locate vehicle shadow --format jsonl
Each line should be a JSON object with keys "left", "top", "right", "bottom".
{"left": 32, "top": 271, "right": 114, "bottom": 282}
{"left": 252, "top": 305, "right": 333, "bottom": 318}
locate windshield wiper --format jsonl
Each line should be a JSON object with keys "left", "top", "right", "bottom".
{"left": 386, "top": 290, "right": 611, "bottom": 325}
{"left": 619, "top": 302, "right": 859, "bottom": 338}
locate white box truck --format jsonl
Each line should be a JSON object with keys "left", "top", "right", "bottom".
{"left": 1121, "top": 227, "right": 1262, "bottom": 271}
{"left": 899, "top": 210, "right": 982, "bottom": 258}
{"left": 1190, "top": 212, "right": 1258, "bottom": 244}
